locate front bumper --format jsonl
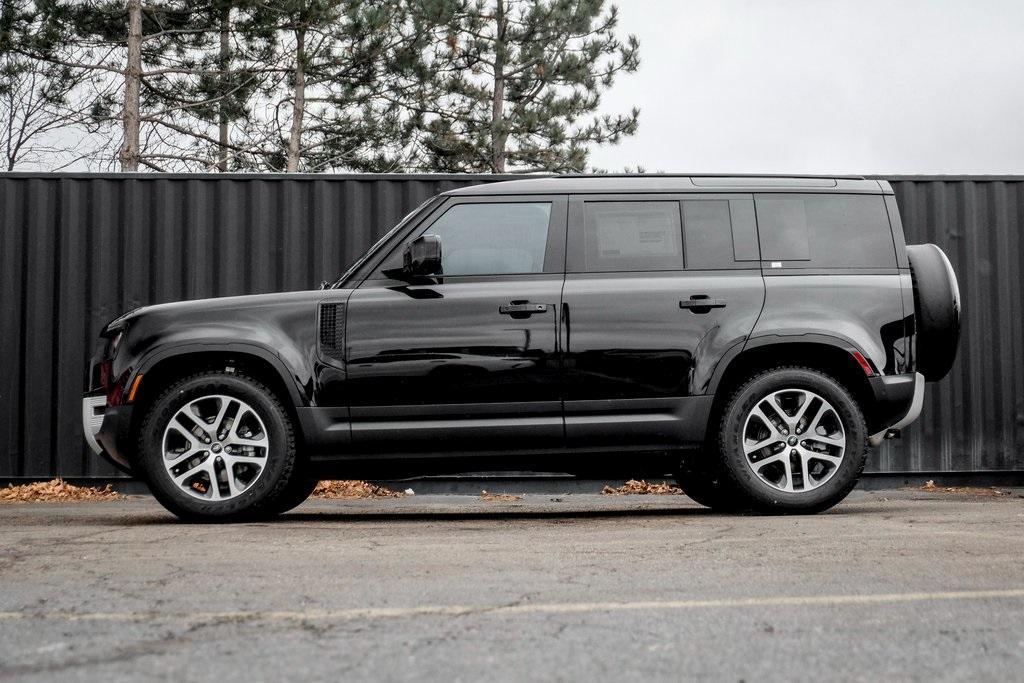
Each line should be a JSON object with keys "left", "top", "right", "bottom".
{"left": 81, "top": 392, "right": 135, "bottom": 475}
{"left": 82, "top": 393, "right": 106, "bottom": 456}
{"left": 868, "top": 372, "right": 925, "bottom": 446}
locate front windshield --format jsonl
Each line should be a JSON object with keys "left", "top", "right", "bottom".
{"left": 330, "top": 197, "right": 440, "bottom": 288}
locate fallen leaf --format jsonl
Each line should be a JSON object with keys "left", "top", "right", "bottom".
{"left": 910, "top": 481, "right": 1009, "bottom": 497}
{"left": 602, "top": 479, "right": 683, "bottom": 496}
{"left": 480, "top": 490, "right": 522, "bottom": 502}
{"left": 0, "top": 478, "right": 124, "bottom": 503}
{"left": 312, "top": 480, "right": 403, "bottom": 499}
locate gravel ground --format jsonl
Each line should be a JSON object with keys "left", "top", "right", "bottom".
{"left": 1, "top": 489, "right": 1023, "bottom": 682}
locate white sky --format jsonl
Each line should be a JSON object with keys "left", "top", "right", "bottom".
{"left": 586, "top": 0, "right": 1024, "bottom": 174}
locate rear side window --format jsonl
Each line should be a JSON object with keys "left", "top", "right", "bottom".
{"left": 682, "top": 198, "right": 760, "bottom": 268}
{"left": 755, "top": 194, "right": 896, "bottom": 268}
{"left": 581, "top": 202, "right": 683, "bottom": 272}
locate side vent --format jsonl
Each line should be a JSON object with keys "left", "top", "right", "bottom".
{"left": 318, "top": 302, "right": 345, "bottom": 361}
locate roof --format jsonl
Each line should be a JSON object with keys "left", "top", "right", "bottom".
{"left": 446, "top": 174, "right": 891, "bottom": 195}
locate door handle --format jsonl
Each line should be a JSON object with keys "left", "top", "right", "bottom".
{"left": 679, "top": 295, "right": 726, "bottom": 312}
{"left": 499, "top": 301, "right": 550, "bottom": 316}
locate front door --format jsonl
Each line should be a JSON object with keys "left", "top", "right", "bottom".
{"left": 343, "top": 196, "right": 568, "bottom": 455}
{"left": 561, "top": 194, "right": 765, "bottom": 449}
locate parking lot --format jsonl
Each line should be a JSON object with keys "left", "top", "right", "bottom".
{"left": 2, "top": 488, "right": 1023, "bottom": 681}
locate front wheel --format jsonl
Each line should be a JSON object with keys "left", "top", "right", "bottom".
{"left": 136, "top": 370, "right": 300, "bottom": 522}
{"left": 716, "top": 367, "right": 867, "bottom": 514}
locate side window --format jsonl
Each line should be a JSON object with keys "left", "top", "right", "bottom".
{"left": 380, "top": 202, "right": 552, "bottom": 276}
{"left": 756, "top": 194, "right": 897, "bottom": 267}
{"left": 755, "top": 198, "right": 811, "bottom": 261}
{"left": 426, "top": 203, "right": 551, "bottom": 276}
{"left": 681, "top": 199, "right": 759, "bottom": 268}
{"left": 579, "top": 202, "right": 683, "bottom": 272}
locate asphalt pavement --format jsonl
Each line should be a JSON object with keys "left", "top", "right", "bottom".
{"left": 2, "top": 489, "right": 1023, "bottom": 681}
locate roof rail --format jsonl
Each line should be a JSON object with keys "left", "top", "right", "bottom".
{"left": 554, "top": 173, "right": 867, "bottom": 180}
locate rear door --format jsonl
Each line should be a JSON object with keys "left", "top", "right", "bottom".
{"left": 342, "top": 196, "right": 568, "bottom": 454}
{"left": 561, "top": 194, "right": 765, "bottom": 449}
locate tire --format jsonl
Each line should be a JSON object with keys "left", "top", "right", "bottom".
{"left": 907, "top": 243, "right": 961, "bottom": 381}
{"left": 136, "top": 370, "right": 299, "bottom": 522}
{"left": 264, "top": 476, "right": 319, "bottom": 516}
{"left": 675, "top": 453, "right": 747, "bottom": 512}
{"left": 716, "top": 367, "right": 868, "bottom": 514}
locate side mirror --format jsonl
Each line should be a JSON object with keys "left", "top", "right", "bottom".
{"left": 403, "top": 234, "right": 442, "bottom": 276}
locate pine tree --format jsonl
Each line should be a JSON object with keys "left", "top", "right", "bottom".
{"left": 12, "top": 0, "right": 206, "bottom": 170}
{"left": 13, "top": 0, "right": 281, "bottom": 171}
{"left": 410, "top": 0, "right": 640, "bottom": 173}
{"left": 153, "top": 0, "right": 280, "bottom": 171}
{"left": 235, "top": 0, "right": 432, "bottom": 173}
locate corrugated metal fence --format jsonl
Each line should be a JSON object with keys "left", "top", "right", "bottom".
{"left": 1, "top": 173, "right": 1021, "bottom": 479}
{"left": 875, "top": 178, "right": 1024, "bottom": 473}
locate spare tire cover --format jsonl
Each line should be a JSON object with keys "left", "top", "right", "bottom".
{"left": 907, "top": 244, "right": 961, "bottom": 381}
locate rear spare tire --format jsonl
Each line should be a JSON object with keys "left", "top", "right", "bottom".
{"left": 907, "top": 243, "right": 961, "bottom": 382}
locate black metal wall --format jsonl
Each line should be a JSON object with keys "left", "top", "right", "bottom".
{"left": 1, "top": 173, "right": 1021, "bottom": 479}
{"left": 874, "top": 178, "right": 1024, "bottom": 474}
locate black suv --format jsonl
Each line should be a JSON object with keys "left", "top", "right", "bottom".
{"left": 83, "top": 175, "right": 960, "bottom": 521}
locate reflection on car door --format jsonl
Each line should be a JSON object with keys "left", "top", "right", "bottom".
{"left": 343, "top": 196, "right": 568, "bottom": 454}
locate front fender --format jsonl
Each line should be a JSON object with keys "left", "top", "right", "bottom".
{"left": 134, "top": 339, "right": 311, "bottom": 407}
{"left": 109, "top": 292, "right": 322, "bottom": 408}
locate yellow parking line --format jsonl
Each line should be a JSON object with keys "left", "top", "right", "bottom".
{"left": 2, "top": 588, "right": 1024, "bottom": 623}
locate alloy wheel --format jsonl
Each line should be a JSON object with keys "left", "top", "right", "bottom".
{"left": 741, "top": 388, "right": 846, "bottom": 493}
{"left": 161, "top": 394, "right": 270, "bottom": 501}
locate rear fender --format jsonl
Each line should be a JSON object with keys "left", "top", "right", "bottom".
{"left": 707, "top": 333, "right": 870, "bottom": 397}
{"left": 751, "top": 272, "right": 909, "bottom": 377}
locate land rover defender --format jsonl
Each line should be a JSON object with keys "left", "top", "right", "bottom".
{"left": 83, "top": 175, "right": 960, "bottom": 520}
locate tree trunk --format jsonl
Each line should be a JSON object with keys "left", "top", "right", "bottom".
{"left": 118, "top": 0, "right": 142, "bottom": 172}
{"left": 285, "top": 28, "right": 306, "bottom": 173}
{"left": 217, "top": 4, "right": 230, "bottom": 172}
{"left": 490, "top": 0, "right": 506, "bottom": 173}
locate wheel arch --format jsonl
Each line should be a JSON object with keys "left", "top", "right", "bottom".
{"left": 707, "top": 336, "right": 880, "bottom": 434}
{"left": 128, "top": 345, "right": 307, "bottom": 447}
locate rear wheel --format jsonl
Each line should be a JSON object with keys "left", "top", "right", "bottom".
{"left": 716, "top": 367, "right": 867, "bottom": 514}
{"left": 137, "top": 370, "right": 299, "bottom": 522}
{"left": 675, "top": 453, "right": 746, "bottom": 511}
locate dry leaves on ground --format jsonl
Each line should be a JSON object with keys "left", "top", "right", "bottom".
{"left": 312, "top": 480, "right": 404, "bottom": 499}
{"left": 479, "top": 491, "right": 523, "bottom": 502}
{"left": 913, "top": 480, "right": 1009, "bottom": 497}
{"left": 602, "top": 479, "right": 683, "bottom": 496}
{"left": 0, "top": 478, "right": 124, "bottom": 503}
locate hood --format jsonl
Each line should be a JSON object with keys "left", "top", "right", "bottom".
{"left": 105, "top": 290, "right": 331, "bottom": 334}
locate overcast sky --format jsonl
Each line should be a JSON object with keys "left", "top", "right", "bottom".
{"left": 586, "top": 0, "right": 1024, "bottom": 174}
